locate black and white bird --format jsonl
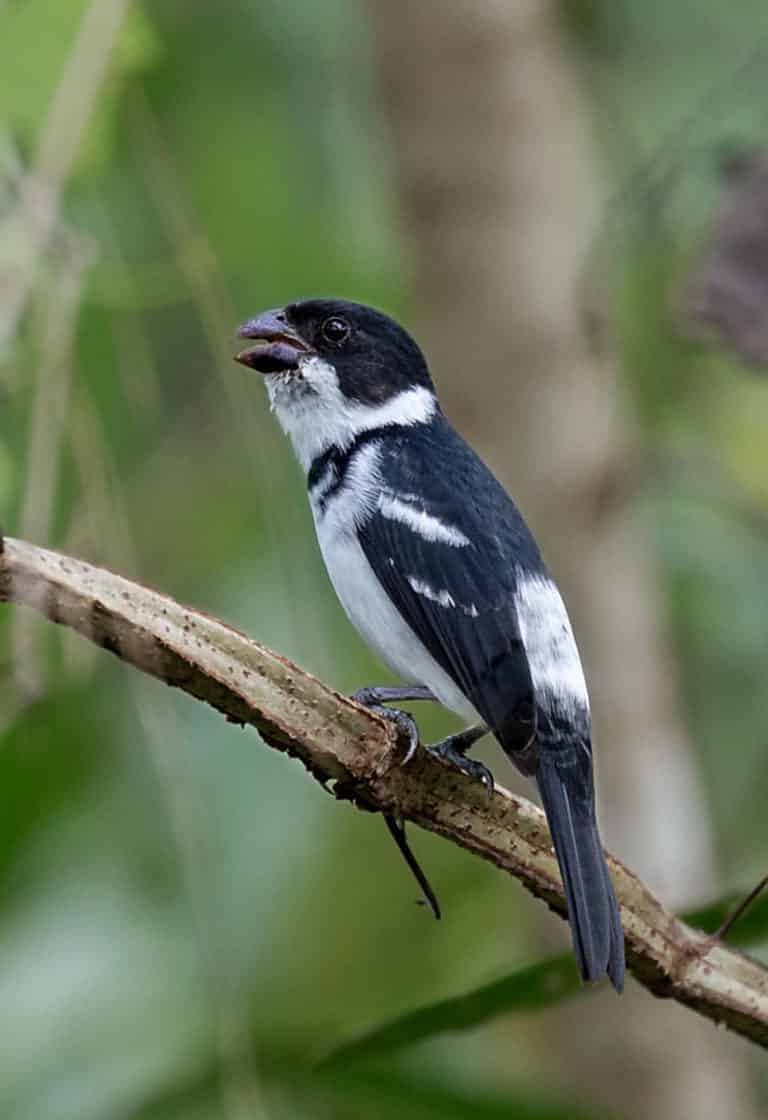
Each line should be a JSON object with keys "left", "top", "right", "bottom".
{"left": 234, "top": 298, "right": 624, "bottom": 990}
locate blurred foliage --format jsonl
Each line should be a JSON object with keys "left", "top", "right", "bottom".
{"left": 1, "top": 0, "right": 768, "bottom": 1118}
{"left": 579, "top": 2, "right": 768, "bottom": 884}
{"left": 326, "top": 882, "right": 768, "bottom": 1067}
{"left": 325, "top": 955, "right": 585, "bottom": 1067}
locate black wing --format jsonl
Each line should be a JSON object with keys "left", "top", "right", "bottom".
{"left": 358, "top": 415, "right": 542, "bottom": 756}
{"left": 358, "top": 417, "right": 624, "bottom": 988}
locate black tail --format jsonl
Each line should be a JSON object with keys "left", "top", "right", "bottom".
{"left": 536, "top": 749, "right": 624, "bottom": 991}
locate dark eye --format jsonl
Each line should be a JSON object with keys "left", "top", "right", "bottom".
{"left": 321, "top": 316, "right": 350, "bottom": 345}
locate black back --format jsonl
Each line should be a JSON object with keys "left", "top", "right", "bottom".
{"left": 354, "top": 414, "right": 547, "bottom": 760}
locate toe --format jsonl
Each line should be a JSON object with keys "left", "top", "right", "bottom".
{"left": 401, "top": 725, "right": 419, "bottom": 764}
{"left": 479, "top": 767, "right": 495, "bottom": 799}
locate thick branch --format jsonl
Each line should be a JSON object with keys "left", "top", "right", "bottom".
{"left": 1, "top": 535, "right": 766, "bottom": 1048}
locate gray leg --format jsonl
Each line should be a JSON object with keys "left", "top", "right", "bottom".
{"left": 353, "top": 685, "right": 435, "bottom": 705}
{"left": 353, "top": 688, "right": 442, "bottom": 918}
{"left": 353, "top": 685, "right": 492, "bottom": 789}
{"left": 428, "top": 724, "right": 494, "bottom": 796}
{"left": 352, "top": 686, "right": 491, "bottom": 920}
{"left": 352, "top": 685, "right": 436, "bottom": 763}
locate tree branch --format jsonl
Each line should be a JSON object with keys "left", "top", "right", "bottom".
{"left": 1, "top": 535, "right": 766, "bottom": 1048}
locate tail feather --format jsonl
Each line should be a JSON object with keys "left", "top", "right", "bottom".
{"left": 536, "top": 752, "right": 624, "bottom": 992}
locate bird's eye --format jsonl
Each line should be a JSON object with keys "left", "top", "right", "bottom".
{"left": 321, "top": 316, "right": 350, "bottom": 345}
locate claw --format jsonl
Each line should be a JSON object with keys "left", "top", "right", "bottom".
{"left": 359, "top": 702, "right": 420, "bottom": 764}
{"left": 350, "top": 685, "right": 442, "bottom": 764}
{"left": 428, "top": 739, "right": 495, "bottom": 799}
{"left": 400, "top": 721, "right": 419, "bottom": 764}
{"left": 480, "top": 768, "right": 495, "bottom": 800}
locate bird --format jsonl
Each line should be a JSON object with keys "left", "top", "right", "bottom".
{"left": 234, "top": 297, "right": 625, "bottom": 991}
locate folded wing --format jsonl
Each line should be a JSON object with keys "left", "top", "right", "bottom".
{"left": 357, "top": 419, "right": 541, "bottom": 757}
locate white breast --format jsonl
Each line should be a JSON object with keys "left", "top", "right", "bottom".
{"left": 310, "top": 446, "right": 478, "bottom": 724}
{"left": 319, "top": 529, "right": 479, "bottom": 723}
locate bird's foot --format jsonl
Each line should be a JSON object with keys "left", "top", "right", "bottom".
{"left": 352, "top": 687, "right": 424, "bottom": 763}
{"left": 428, "top": 725, "right": 494, "bottom": 797}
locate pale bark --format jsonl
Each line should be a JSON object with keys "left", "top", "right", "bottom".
{"left": 1, "top": 534, "right": 767, "bottom": 1051}
{"left": 368, "top": 0, "right": 761, "bottom": 1115}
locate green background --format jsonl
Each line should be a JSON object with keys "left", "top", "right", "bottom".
{"left": 2, "top": 1, "right": 768, "bottom": 1117}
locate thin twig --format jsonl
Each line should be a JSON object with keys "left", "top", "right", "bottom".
{"left": 1, "top": 534, "right": 767, "bottom": 1049}
{"left": 383, "top": 813, "right": 442, "bottom": 920}
{"left": 716, "top": 873, "right": 768, "bottom": 942}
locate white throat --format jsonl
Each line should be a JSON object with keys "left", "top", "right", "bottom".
{"left": 265, "top": 354, "right": 437, "bottom": 470}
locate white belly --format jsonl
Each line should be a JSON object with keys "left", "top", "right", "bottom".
{"left": 315, "top": 516, "right": 478, "bottom": 724}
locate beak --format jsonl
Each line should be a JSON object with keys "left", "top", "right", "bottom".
{"left": 234, "top": 310, "right": 311, "bottom": 374}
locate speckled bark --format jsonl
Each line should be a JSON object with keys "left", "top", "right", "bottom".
{"left": 1, "top": 534, "right": 767, "bottom": 1048}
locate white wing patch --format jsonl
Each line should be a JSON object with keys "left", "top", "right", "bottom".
{"left": 407, "top": 577, "right": 456, "bottom": 607}
{"left": 514, "top": 572, "right": 589, "bottom": 714}
{"left": 379, "top": 493, "right": 470, "bottom": 547}
{"left": 408, "top": 576, "right": 480, "bottom": 617}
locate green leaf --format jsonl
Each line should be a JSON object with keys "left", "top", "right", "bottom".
{"left": 309, "top": 1068, "right": 602, "bottom": 1120}
{"left": 128, "top": 1063, "right": 604, "bottom": 1120}
{"left": 323, "top": 954, "right": 581, "bottom": 1068}
{"left": 0, "top": 0, "right": 91, "bottom": 134}
{"left": 324, "top": 885, "right": 768, "bottom": 1065}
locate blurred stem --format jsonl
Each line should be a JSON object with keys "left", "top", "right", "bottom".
{"left": 127, "top": 88, "right": 275, "bottom": 470}
{"left": 64, "top": 387, "right": 267, "bottom": 1120}
{"left": 0, "top": 0, "right": 132, "bottom": 348}
{"left": 126, "top": 88, "right": 304, "bottom": 609}
{"left": 12, "top": 236, "right": 92, "bottom": 702}
{"left": 1, "top": 533, "right": 767, "bottom": 1050}
{"left": 128, "top": 89, "right": 233, "bottom": 353}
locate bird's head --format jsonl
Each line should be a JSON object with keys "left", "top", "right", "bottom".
{"left": 234, "top": 299, "right": 436, "bottom": 468}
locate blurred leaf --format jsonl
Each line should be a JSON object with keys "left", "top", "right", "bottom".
{"left": 323, "top": 955, "right": 582, "bottom": 1067}
{"left": 0, "top": 0, "right": 90, "bottom": 135}
{"left": 130, "top": 1064, "right": 602, "bottom": 1120}
{"left": 0, "top": 683, "right": 107, "bottom": 905}
{"left": 305, "top": 1068, "right": 603, "bottom": 1120}
{"left": 0, "top": 436, "right": 15, "bottom": 508}
{"left": 325, "top": 885, "right": 768, "bottom": 1066}
{"left": 75, "top": 4, "right": 162, "bottom": 176}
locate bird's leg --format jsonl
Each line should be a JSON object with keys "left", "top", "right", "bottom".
{"left": 352, "top": 687, "right": 490, "bottom": 917}
{"left": 352, "top": 685, "right": 436, "bottom": 764}
{"left": 428, "top": 724, "right": 494, "bottom": 796}
{"left": 352, "top": 684, "right": 436, "bottom": 705}
{"left": 353, "top": 685, "right": 443, "bottom": 918}
{"left": 353, "top": 686, "right": 493, "bottom": 792}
